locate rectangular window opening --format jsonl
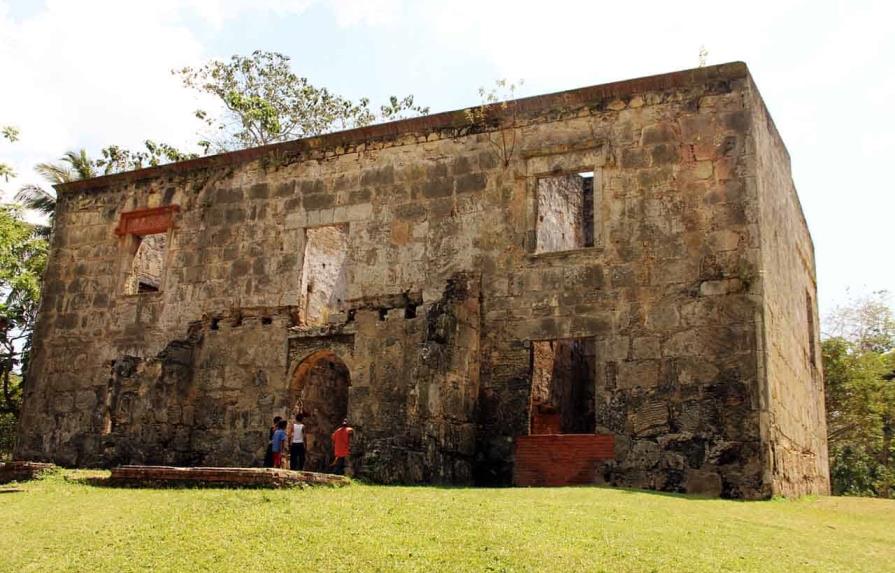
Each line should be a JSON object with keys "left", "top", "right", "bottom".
{"left": 299, "top": 224, "right": 349, "bottom": 326}
{"left": 125, "top": 233, "right": 167, "bottom": 295}
{"left": 535, "top": 172, "right": 595, "bottom": 253}
{"left": 529, "top": 337, "right": 596, "bottom": 435}
{"left": 806, "top": 292, "right": 816, "bottom": 367}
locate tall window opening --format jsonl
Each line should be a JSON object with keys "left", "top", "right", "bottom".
{"left": 535, "top": 172, "right": 595, "bottom": 253}
{"left": 300, "top": 224, "right": 349, "bottom": 326}
{"left": 806, "top": 291, "right": 816, "bottom": 367}
{"left": 529, "top": 337, "right": 596, "bottom": 434}
{"left": 125, "top": 233, "right": 167, "bottom": 294}
{"left": 116, "top": 205, "right": 178, "bottom": 296}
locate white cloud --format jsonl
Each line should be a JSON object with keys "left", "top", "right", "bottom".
{"left": 416, "top": 0, "right": 895, "bottom": 311}
{"left": 0, "top": 0, "right": 328, "bottom": 200}
{"left": 0, "top": 0, "right": 213, "bottom": 199}
{"left": 1, "top": 0, "right": 891, "bottom": 312}
{"left": 329, "top": 0, "right": 400, "bottom": 27}
{"left": 184, "top": 0, "right": 316, "bottom": 30}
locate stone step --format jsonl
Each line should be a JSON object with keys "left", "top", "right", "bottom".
{"left": 0, "top": 461, "right": 58, "bottom": 484}
{"left": 108, "top": 465, "right": 349, "bottom": 488}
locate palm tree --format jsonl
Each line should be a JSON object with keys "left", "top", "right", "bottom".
{"left": 15, "top": 149, "right": 96, "bottom": 236}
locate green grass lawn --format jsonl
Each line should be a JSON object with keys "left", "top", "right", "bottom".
{"left": 1, "top": 470, "right": 893, "bottom": 572}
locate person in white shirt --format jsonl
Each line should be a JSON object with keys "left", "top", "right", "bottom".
{"left": 288, "top": 414, "right": 306, "bottom": 471}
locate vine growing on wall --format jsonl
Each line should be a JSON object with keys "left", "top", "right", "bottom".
{"left": 464, "top": 79, "right": 524, "bottom": 168}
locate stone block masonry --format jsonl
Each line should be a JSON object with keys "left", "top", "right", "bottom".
{"left": 15, "top": 62, "right": 829, "bottom": 498}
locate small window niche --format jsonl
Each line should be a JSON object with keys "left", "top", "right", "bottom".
{"left": 125, "top": 233, "right": 167, "bottom": 294}
{"left": 535, "top": 171, "right": 595, "bottom": 254}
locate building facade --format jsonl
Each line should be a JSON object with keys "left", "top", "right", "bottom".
{"left": 15, "top": 63, "right": 829, "bottom": 498}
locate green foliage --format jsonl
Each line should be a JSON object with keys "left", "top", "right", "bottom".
{"left": 0, "top": 206, "right": 47, "bottom": 418}
{"left": 16, "top": 142, "right": 197, "bottom": 237}
{"left": 464, "top": 79, "right": 524, "bottom": 167}
{"left": 1, "top": 126, "right": 18, "bottom": 142}
{"left": 0, "top": 375, "right": 20, "bottom": 460}
{"left": 15, "top": 148, "right": 98, "bottom": 236}
{"left": 823, "top": 291, "right": 895, "bottom": 498}
{"left": 95, "top": 140, "right": 200, "bottom": 175}
{"left": 0, "top": 125, "right": 19, "bottom": 185}
{"left": 175, "top": 50, "right": 428, "bottom": 151}
{"left": 2, "top": 474, "right": 895, "bottom": 571}
{"left": 826, "top": 290, "right": 895, "bottom": 353}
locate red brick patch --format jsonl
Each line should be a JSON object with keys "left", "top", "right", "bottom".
{"left": 514, "top": 434, "right": 614, "bottom": 487}
{"left": 114, "top": 205, "right": 179, "bottom": 236}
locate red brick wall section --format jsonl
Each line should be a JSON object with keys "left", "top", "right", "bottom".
{"left": 513, "top": 434, "right": 614, "bottom": 487}
{"left": 530, "top": 410, "right": 562, "bottom": 435}
{"left": 114, "top": 205, "right": 179, "bottom": 236}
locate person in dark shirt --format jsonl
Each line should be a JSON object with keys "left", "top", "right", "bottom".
{"left": 271, "top": 419, "right": 288, "bottom": 468}
{"left": 263, "top": 416, "right": 282, "bottom": 468}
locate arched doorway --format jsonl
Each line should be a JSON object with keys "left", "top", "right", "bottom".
{"left": 287, "top": 350, "right": 351, "bottom": 472}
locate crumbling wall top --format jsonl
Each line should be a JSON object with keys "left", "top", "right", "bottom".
{"left": 55, "top": 62, "right": 750, "bottom": 195}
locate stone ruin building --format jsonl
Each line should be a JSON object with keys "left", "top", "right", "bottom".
{"left": 15, "top": 62, "right": 830, "bottom": 498}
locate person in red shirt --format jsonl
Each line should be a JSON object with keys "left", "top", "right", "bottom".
{"left": 330, "top": 418, "right": 353, "bottom": 475}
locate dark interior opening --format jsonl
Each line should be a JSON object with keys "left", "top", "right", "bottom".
{"left": 528, "top": 337, "right": 596, "bottom": 434}
{"left": 288, "top": 351, "right": 351, "bottom": 472}
{"left": 126, "top": 232, "right": 167, "bottom": 294}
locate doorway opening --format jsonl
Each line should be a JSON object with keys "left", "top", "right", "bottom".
{"left": 288, "top": 350, "right": 351, "bottom": 472}
{"left": 529, "top": 337, "right": 596, "bottom": 434}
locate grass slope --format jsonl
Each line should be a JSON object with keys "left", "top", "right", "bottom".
{"left": 1, "top": 470, "right": 893, "bottom": 572}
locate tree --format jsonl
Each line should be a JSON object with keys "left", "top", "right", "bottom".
{"left": 1, "top": 126, "right": 19, "bottom": 187}
{"left": 174, "top": 50, "right": 428, "bottom": 151}
{"left": 464, "top": 79, "right": 524, "bottom": 168}
{"left": 0, "top": 205, "right": 47, "bottom": 416}
{"left": 825, "top": 290, "right": 895, "bottom": 353}
{"left": 94, "top": 140, "right": 200, "bottom": 175}
{"left": 15, "top": 148, "right": 97, "bottom": 237}
{"left": 823, "top": 291, "right": 895, "bottom": 497}
{"left": 16, "top": 142, "right": 199, "bottom": 236}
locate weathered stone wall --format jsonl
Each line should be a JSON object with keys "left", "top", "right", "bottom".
{"left": 748, "top": 81, "right": 830, "bottom": 496}
{"left": 15, "top": 63, "right": 825, "bottom": 497}
{"left": 469, "top": 69, "right": 766, "bottom": 497}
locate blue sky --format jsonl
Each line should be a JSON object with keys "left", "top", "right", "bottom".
{"left": 1, "top": 0, "right": 893, "bottom": 317}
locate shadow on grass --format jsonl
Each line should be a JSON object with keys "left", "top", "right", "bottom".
{"left": 408, "top": 481, "right": 772, "bottom": 503}
{"left": 54, "top": 468, "right": 780, "bottom": 502}
{"left": 64, "top": 473, "right": 349, "bottom": 491}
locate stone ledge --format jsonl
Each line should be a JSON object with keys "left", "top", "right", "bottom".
{"left": 108, "top": 465, "right": 350, "bottom": 488}
{"left": 0, "top": 461, "right": 58, "bottom": 484}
